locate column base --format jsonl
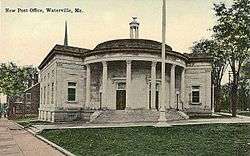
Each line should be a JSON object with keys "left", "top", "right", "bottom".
{"left": 154, "top": 122, "right": 171, "bottom": 127}
{"left": 154, "top": 108, "right": 172, "bottom": 127}
{"left": 125, "top": 107, "right": 132, "bottom": 110}
{"left": 158, "top": 110, "right": 167, "bottom": 122}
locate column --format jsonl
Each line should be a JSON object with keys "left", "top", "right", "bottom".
{"left": 170, "top": 64, "right": 176, "bottom": 108}
{"left": 51, "top": 112, "right": 55, "bottom": 122}
{"left": 86, "top": 64, "right": 91, "bottom": 106}
{"left": 135, "top": 27, "right": 139, "bottom": 39}
{"left": 45, "top": 111, "right": 47, "bottom": 121}
{"left": 39, "top": 111, "right": 42, "bottom": 120}
{"left": 130, "top": 27, "right": 133, "bottom": 39}
{"left": 38, "top": 110, "right": 41, "bottom": 120}
{"left": 151, "top": 61, "right": 157, "bottom": 109}
{"left": 180, "top": 68, "right": 185, "bottom": 110}
{"left": 102, "top": 61, "right": 108, "bottom": 108}
{"left": 126, "top": 60, "right": 132, "bottom": 109}
{"left": 41, "top": 111, "right": 43, "bottom": 120}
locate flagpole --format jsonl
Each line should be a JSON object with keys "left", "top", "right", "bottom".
{"left": 155, "top": 0, "right": 169, "bottom": 126}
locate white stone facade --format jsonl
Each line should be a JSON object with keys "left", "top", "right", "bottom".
{"left": 38, "top": 40, "right": 213, "bottom": 122}
{"left": 38, "top": 52, "right": 86, "bottom": 122}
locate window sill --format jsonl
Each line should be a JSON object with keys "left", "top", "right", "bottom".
{"left": 67, "top": 101, "right": 78, "bottom": 104}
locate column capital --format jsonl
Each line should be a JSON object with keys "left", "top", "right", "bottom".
{"left": 171, "top": 64, "right": 176, "bottom": 70}
{"left": 182, "top": 67, "right": 185, "bottom": 72}
{"left": 85, "top": 64, "right": 90, "bottom": 68}
{"left": 102, "top": 61, "right": 107, "bottom": 67}
{"left": 152, "top": 61, "right": 157, "bottom": 67}
{"left": 126, "top": 60, "right": 132, "bottom": 65}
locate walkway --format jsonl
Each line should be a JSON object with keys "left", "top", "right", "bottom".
{"left": 0, "top": 118, "right": 64, "bottom": 156}
{"left": 33, "top": 113, "right": 250, "bottom": 131}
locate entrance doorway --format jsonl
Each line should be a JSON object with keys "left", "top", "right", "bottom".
{"left": 116, "top": 82, "right": 126, "bottom": 110}
{"left": 149, "top": 82, "right": 160, "bottom": 110}
{"left": 156, "top": 90, "right": 159, "bottom": 110}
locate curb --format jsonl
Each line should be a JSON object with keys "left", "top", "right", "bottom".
{"left": 36, "top": 135, "right": 75, "bottom": 156}
{"left": 13, "top": 121, "right": 76, "bottom": 156}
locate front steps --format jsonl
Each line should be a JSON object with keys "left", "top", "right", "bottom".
{"left": 91, "top": 109, "right": 188, "bottom": 123}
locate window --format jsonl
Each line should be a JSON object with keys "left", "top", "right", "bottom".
{"left": 47, "top": 84, "right": 50, "bottom": 104}
{"left": 26, "top": 93, "right": 31, "bottom": 102}
{"left": 192, "top": 86, "right": 200, "bottom": 103}
{"left": 68, "top": 82, "right": 76, "bottom": 102}
{"left": 51, "top": 83, "right": 54, "bottom": 104}
{"left": 44, "top": 86, "right": 46, "bottom": 105}
{"left": 52, "top": 70, "right": 55, "bottom": 77}
{"left": 117, "top": 82, "right": 126, "bottom": 90}
{"left": 40, "top": 88, "right": 43, "bottom": 105}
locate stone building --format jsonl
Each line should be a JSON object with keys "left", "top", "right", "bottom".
{"left": 38, "top": 18, "right": 213, "bottom": 122}
{"left": 7, "top": 74, "right": 40, "bottom": 118}
{"left": 23, "top": 83, "right": 40, "bottom": 115}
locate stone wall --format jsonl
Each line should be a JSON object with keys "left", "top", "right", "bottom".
{"left": 185, "top": 62, "right": 212, "bottom": 113}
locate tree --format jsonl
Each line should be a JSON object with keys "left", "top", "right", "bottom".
{"left": 0, "top": 62, "right": 38, "bottom": 116}
{"left": 192, "top": 39, "right": 227, "bottom": 112}
{"left": 238, "top": 78, "right": 250, "bottom": 110}
{"left": 213, "top": 0, "right": 250, "bottom": 117}
{"left": 242, "top": 58, "right": 250, "bottom": 79}
{"left": 221, "top": 83, "right": 230, "bottom": 111}
{"left": 238, "top": 58, "right": 250, "bottom": 110}
{"left": 0, "top": 62, "right": 27, "bottom": 96}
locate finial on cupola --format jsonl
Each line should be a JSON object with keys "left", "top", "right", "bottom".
{"left": 129, "top": 17, "right": 139, "bottom": 39}
{"left": 64, "top": 21, "right": 68, "bottom": 46}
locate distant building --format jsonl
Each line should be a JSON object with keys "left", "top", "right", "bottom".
{"left": 38, "top": 18, "right": 213, "bottom": 122}
{"left": 7, "top": 73, "right": 40, "bottom": 118}
{"left": 23, "top": 83, "right": 40, "bottom": 115}
{"left": 7, "top": 95, "right": 24, "bottom": 118}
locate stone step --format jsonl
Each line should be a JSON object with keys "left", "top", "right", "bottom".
{"left": 91, "top": 109, "right": 187, "bottom": 123}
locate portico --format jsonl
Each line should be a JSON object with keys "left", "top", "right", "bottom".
{"left": 84, "top": 57, "right": 186, "bottom": 111}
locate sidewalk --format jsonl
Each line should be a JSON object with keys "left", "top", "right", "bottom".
{"left": 0, "top": 118, "right": 64, "bottom": 156}
{"left": 218, "top": 112, "right": 250, "bottom": 119}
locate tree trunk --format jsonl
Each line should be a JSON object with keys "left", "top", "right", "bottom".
{"left": 231, "top": 78, "right": 238, "bottom": 117}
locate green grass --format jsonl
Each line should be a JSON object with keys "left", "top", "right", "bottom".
{"left": 41, "top": 124, "right": 250, "bottom": 156}
{"left": 238, "top": 112, "right": 250, "bottom": 117}
{"left": 17, "top": 120, "right": 50, "bottom": 127}
{"left": 13, "top": 116, "right": 50, "bottom": 127}
{"left": 13, "top": 115, "right": 38, "bottom": 122}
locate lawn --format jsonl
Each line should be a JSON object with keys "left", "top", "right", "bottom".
{"left": 41, "top": 124, "right": 250, "bottom": 156}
